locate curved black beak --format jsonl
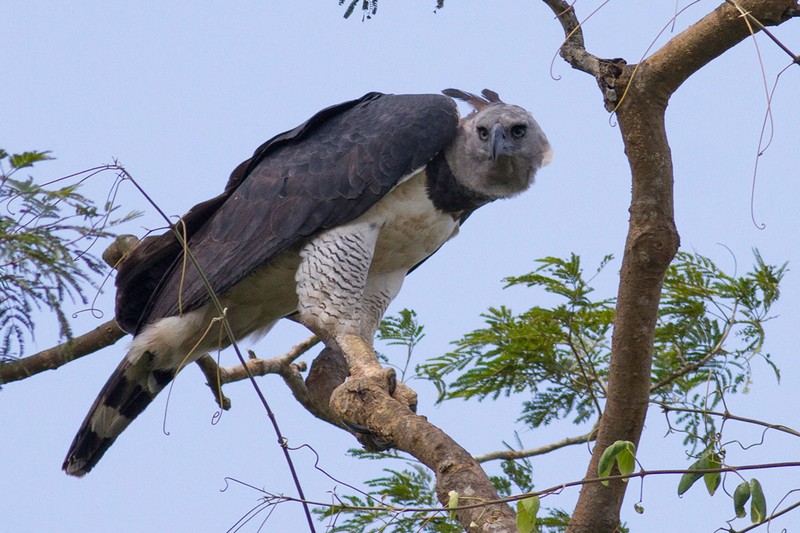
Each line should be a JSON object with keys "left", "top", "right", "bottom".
{"left": 490, "top": 123, "right": 506, "bottom": 162}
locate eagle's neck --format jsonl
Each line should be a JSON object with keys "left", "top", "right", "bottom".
{"left": 425, "top": 151, "right": 494, "bottom": 216}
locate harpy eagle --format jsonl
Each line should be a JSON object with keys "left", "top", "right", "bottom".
{"left": 63, "top": 89, "right": 552, "bottom": 476}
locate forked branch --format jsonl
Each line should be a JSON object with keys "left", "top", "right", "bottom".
{"left": 543, "top": 1, "right": 799, "bottom": 531}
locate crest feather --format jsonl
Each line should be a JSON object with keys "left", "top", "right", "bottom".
{"left": 442, "top": 88, "right": 504, "bottom": 111}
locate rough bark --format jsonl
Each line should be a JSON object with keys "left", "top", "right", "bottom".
{"left": 544, "top": 1, "right": 799, "bottom": 531}
{"left": 330, "top": 375, "right": 518, "bottom": 532}
{"left": 260, "top": 342, "right": 518, "bottom": 530}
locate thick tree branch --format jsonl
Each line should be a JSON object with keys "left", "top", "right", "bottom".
{"left": 643, "top": 0, "right": 799, "bottom": 98}
{"left": 330, "top": 378, "right": 517, "bottom": 532}
{"left": 544, "top": 1, "right": 799, "bottom": 531}
{"left": 0, "top": 319, "right": 126, "bottom": 385}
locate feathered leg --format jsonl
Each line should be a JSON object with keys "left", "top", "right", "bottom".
{"left": 294, "top": 223, "right": 418, "bottom": 415}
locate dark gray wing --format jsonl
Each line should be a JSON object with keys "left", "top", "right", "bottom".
{"left": 115, "top": 92, "right": 459, "bottom": 333}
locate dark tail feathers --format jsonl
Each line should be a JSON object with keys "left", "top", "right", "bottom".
{"left": 62, "top": 351, "right": 175, "bottom": 477}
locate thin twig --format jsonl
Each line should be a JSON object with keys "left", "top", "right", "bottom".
{"left": 195, "top": 335, "right": 319, "bottom": 410}
{"left": 229, "top": 461, "right": 800, "bottom": 514}
{"left": 474, "top": 427, "right": 598, "bottom": 463}
{"left": 657, "top": 403, "right": 800, "bottom": 439}
{"left": 650, "top": 303, "right": 737, "bottom": 392}
{"left": 725, "top": 0, "right": 800, "bottom": 64}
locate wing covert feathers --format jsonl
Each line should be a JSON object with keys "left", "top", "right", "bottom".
{"left": 115, "top": 93, "right": 458, "bottom": 333}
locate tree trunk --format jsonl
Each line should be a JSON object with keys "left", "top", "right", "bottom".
{"left": 541, "top": 1, "right": 800, "bottom": 531}
{"left": 569, "top": 73, "right": 679, "bottom": 533}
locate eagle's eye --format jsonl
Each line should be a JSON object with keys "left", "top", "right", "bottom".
{"left": 511, "top": 124, "right": 527, "bottom": 139}
{"left": 476, "top": 126, "right": 489, "bottom": 140}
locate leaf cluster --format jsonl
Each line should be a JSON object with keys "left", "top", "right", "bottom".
{"left": 653, "top": 251, "right": 785, "bottom": 448}
{"left": 378, "top": 308, "right": 425, "bottom": 381}
{"left": 677, "top": 445, "right": 723, "bottom": 498}
{"left": 0, "top": 149, "right": 136, "bottom": 359}
{"left": 675, "top": 446, "right": 768, "bottom": 525}
{"left": 419, "top": 254, "right": 615, "bottom": 429}
{"left": 598, "top": 440, "right": 637, "bottom": 485}
{"left": 314, "top": 462, "right": 461, "bottom": 533}
{"left": 339, "top": 0, "right": 445, "bottom": 19}
{"left": 419, "top": 251, "right": 784, "bottom": 445}
{"left": 339, "top": 0, "right": 380, "bottom": 20}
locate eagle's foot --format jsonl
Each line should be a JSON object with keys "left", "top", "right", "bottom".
{"left": 346, "top": 366, "right": 418, "bottom": 413}
{"left": 392, "top": 379, "right": 418, "bottom": 413}
{"left": 336, "top": 334, "right": 385, "bottom": 376}
{"left": 339, "top": 375, "right": 419, "bottom": 449}
{"left": 329, "top": 333, "right": 419, "bottom": 450}
{"left": 331, "top": 366, "right": 419, "bottom": 453}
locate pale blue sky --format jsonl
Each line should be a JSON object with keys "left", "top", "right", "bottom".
{"left": 3, "top": 1, "right": 799, "bottom": 531}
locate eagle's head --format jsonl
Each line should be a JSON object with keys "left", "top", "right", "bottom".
{"left": 442, "top": 88, "right": 552, "bottom": 200}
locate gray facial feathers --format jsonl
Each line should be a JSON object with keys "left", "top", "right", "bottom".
{"left": 442, "top": 88, "right": 552, "bottom": 200}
